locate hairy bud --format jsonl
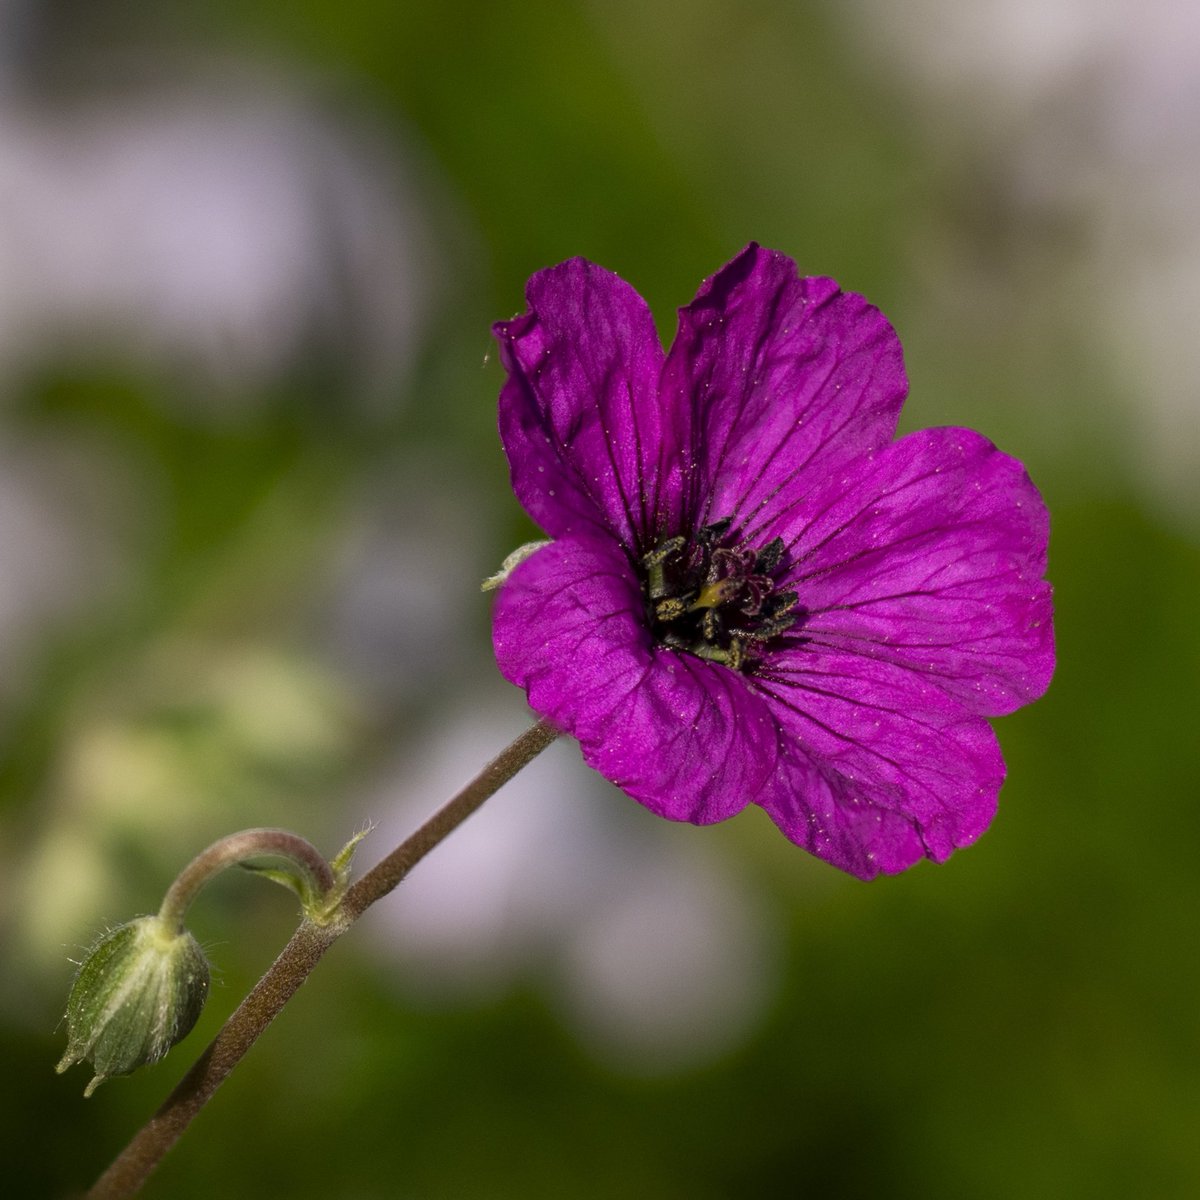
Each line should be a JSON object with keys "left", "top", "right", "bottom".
{"left": 57, "top": 916, "right": 210, "bottom": 1097}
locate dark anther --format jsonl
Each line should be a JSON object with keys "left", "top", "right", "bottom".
{"left": 641, "top": 536, "right": 686, "bottom": 567}
{"left": 697, "top": 517, "right": 732, "bottom": 543}
{"left": 754, "top": 537, "right": 785, "bottom": 574}
{"left": 641, "top": 536, "right": 686, "bottom": 600}
{"left": 764, "top": 590, "right": 799, "bottom": 618}
{"left": 638, "top": 518, "right": 805, "bottom": 671}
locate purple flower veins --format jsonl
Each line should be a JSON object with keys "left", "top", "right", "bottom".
{"left": 491, "top": 244, "right": 1054, "bottom": 879}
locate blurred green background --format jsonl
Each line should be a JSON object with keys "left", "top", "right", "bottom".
{"left": 3, "top": 1, "right": 1198, "bottom": 1196}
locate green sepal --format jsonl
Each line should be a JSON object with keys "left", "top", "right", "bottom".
{"left": 307, "top": 827, "right": 370, "bottom": 924}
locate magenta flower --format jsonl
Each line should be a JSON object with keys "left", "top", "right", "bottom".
{"left": 491, "top": 245, "right": 1053, "bottom": 878}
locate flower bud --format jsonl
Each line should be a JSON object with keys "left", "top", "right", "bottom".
{"left": 57, "top": 915, "right": 210, "bottom": 1097}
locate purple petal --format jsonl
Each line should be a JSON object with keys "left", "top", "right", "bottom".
{"left": 754, "top": 650, "right": 1005, "bottom": 879}
{"left": 662, "top": 244, "right": 907, "bottom": 531}
{"left": 493, "top": 534, "right": 777, "bottom": 824}
{"left": 494, "top": 259, "right": 682, "bottom": 552}
{"left": 780, "top": 427, "right": 1053, "bottom": 716}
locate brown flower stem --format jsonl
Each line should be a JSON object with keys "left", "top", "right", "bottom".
{"left": 86, "top": 717, "right": 559, "bottom": 1200}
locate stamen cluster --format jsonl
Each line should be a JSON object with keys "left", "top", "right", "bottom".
{"left": 640, "top": 518, "right": 800, "bottom": 670}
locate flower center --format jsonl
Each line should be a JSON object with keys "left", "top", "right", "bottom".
{"left": 639, "top": 518, "right": 801, "bottom": 671}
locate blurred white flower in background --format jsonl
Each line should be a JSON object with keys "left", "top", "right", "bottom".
{"left": 0, "top": 29, "right": 441, "bottom": 667}
{"left": 0, "top": 74, "right": 433, "bottom": 410}
{"left": 358, "top": 698, "right": 780, "bottom": 1074}
{"left": 850, "top": 0, "right": 1200, "bottom": 521}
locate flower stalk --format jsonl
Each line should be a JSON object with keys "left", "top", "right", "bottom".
{"left": 83, "top": 717, "right": 558, "bottom": 1200}
{"left": 156, "top": 828, "right": 340, "bottom": 934}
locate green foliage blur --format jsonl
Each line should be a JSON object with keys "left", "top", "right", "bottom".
{"left": 3, "top": 1, "right": 1198, "bottom": 1197}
